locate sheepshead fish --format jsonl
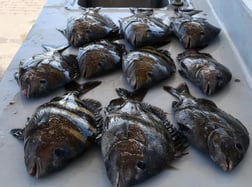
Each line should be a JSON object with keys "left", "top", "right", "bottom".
{"left": 10, "top": 81, "right": 103, "bottom": 177}
{"left": 163, "top": 83, "right": 250, "bottom": 171}
{"left": 119, "top": 9, "right": 171, "bottom": 48}
{"left": 122, "top": 46, "right": 176, "bottom": 90}
{"left": 60, "top": 8, "right": 119, "bottom": 47}
{"left": 15, "top": 45, "right": 80, "bottom": 98}
{"left": 177, "top": 50, "right": 232, "bottom": 95}
{"left": 171, "top": 16, "right": 221, "bottom": 49}
{"left": 77, "top": 40, "right": 124, "bottom": 78}
{"left": 101, "top": 88, "right": 187, "bottom": 187}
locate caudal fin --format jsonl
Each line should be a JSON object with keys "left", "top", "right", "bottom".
{"left": 116, "top": 88, "right": 148, "bottom": 102}
{"left": 10, "top": 128, "right": 24, "bottom": 141}
{"left": 163, "top": 83, "right": 191, "bottom": 99}
{"left": 65, "top": 81, "right": 102, "bottom": 95}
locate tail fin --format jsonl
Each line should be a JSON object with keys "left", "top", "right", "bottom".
{"left": 116, "top": 88, "right": 148, "bottom": 102}
{"left": 41, "top": 44, "right": 70, "bottom": 53}
{"left": 57, "top": 28, "right": 67, "bottom": 38}
{"left": 65, "top": 81, "right": 102, "bottom": 95}
{"left": 175, "top": 9, "right": 203, "bottom": 16}
{"left": 130, "top": 8, "right": 153, "bottom": 16}
{"left": 10, "top": 128, "right": 24, "bottom": 141}
{"left": 163, "top": 83, "right": 191, "bottom": 99}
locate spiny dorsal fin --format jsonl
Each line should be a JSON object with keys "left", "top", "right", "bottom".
{"left": 169, "top": 127, "right": 189, "bottom": 159}
{"left": 140, "top": 102, "right": 168, "bottom": 122}
{"left": 82, "top": 99, "right": 102, "bottom": 114}
{"left": 81, "top": 98, "right": 103, "bottom": 143}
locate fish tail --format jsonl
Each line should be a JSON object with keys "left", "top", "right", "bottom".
{"left": 65, "top": 81, "right": 102, "bottom": 95}
{"left": 175, "top": 9, "right": 203, "bottom": 16}
{"left": 163, "top": 83, "right": 190, "bottom": 99}
{"left": 10, "top": 128, "right": 24, "bottom": 141}
{"left": 130, "top": 8, "right": 154, "bottom": 16}
{"left": 41, "top": 43, "right": 70, "bottom": 53}
{"left": 116, "top": 88, "right": 148, "bottom": 102}
{"left": 56, "top": 28, "right": 67, "bottom": 38}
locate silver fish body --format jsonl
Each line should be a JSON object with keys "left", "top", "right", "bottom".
{"left": 164, "top": 83, "right": 250, "bottom": 171}
{"left": 119, "top": 10, "right": 171, "bottom": 48}
{"left": 10, "top": 81, "right": 102, "bottom": 177}
{"left": 171, "top": 16, "right": 221, "bottom": 49}
{"left": 122, "top": 46, "right": 176, "bottom": 90}
{"left": 15, "top": 45, "right": 80, "bottom": 97}
{"left": 77, "top": 40, "right": 124, "bottom": 78}
{"left": 102, "top": 88, "right": 187, "bottom": 187}
{"left": 61, "top": 8, "right": 119, "bottom": 47}
{"left": 177, "top": 50, "right": 232, "bottom": 95}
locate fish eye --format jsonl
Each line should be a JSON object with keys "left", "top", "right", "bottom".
{"left": 40, "top": 79, "right": 47, "bottom": 85}
{"left": 54, "top": 148, "right": 66, "bottom": 158}
{"left": 25, "top": 77, "right": 30, "bottom": 84}
{"left": 98, "top": 62, "right": 103, "bottom": 68}
{"left": 180, "top": 62, "right": 187, "bottom": 70}
{"left": 147, "top": 72, "right": 153, "bottom": 78}
{"left": 136, "top": 161, "right": 146, "bottom": 170}
{"left": 86, "top": 29, "right": 92, "bottom": 33}
{"left": 235, "top": 143, "right": 243, "bottom": 152}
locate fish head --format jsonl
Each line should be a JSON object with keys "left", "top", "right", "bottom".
{"left": 179, "top": 21, "right": 205, "bottom": 49}
{"left": 208, "top": 128, "right": 248, "bottom": 171}
{"left": 125, "top": 23, "right": 152, "bottom": 47}
{"left": 105, "top": 144, "right": 151, "bottom": 187}
{"left": 24, "top": 138, "right": 70, "bottom": 177}
{"left": 104, "top": 125, "right": 165, "bottom": 187}
{"left": 24, "top": 119, "right": 84, "bottom": 177}
{"left": 19, "top": 69, "right": 49, "bottom": 97}
{"left": 199, "top": 65, "right": 231, "bottom": 95}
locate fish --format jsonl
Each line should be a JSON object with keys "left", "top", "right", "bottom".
{"left": 10, "top": 81, "right": 103, "bottom": 177}
{"left": 60, "top": 8, "right": 119, "bottom": 47}
{"left": 119, "top": 8, "right": 171, "bottom": 48}
{"left": 163, "top": 83, "right": 250, "bottom": 171}
{"left": 177, "top": 50, "right": 232, "bottom": 95}
{"left": 77, "top": 40, "right": 125, "bottom": 78}
{"left": 101, "top": 88, "right": 188, "bottom": 187}
{"left": 170, "top": 0, "right": 184, "bottom": 7}
{"left": 122, "top": 46, "right": 176, "bottom": 90}
{"left": 14, "top": 45, "right": 80, "bottom": 98}
{"left": 170, "top": 15, "right": 221, "bottom": 49}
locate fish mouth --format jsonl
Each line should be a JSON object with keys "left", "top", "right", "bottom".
{"left": 186, "top": 36, "right": 192, "bottom": 49}
{"left": 222, "top": 158, "right": 233, "bottom": 171}
{"left": 28, "top": 162, "right": 37, "bottom": 177}
{"left": 114, "top": 170, "right": 127, "bottom": 187}
{"left": 203, "top": 82, "right": 212, "bottom": 95}
{"left": 22, "top": 84, "right": 31, "bottom": 97}
{"left": 28, "top": 159, "right": 42, "bottom": 178}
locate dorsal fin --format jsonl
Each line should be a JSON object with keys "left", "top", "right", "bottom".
{"left": 82, "top": 98, "right": 103, "bottom": 143}
{"left": 140, "top": 102, "right": 189, "bottom": 159}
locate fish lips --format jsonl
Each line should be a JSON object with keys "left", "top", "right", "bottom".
{"left": 25, "top": 156, "right": 45, "bottom": 178}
